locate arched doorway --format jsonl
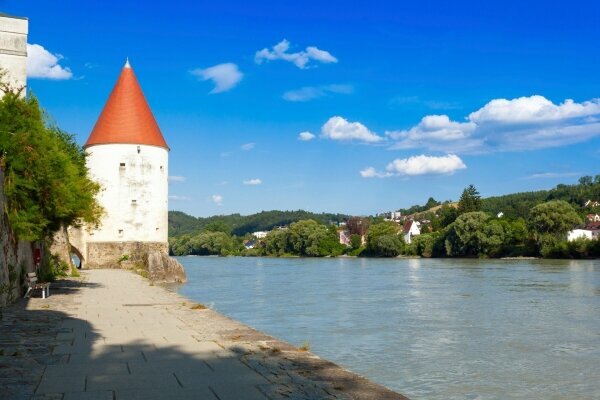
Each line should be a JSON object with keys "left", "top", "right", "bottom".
{"left": 70, "top": 245, "right": 85, "bottom": 269}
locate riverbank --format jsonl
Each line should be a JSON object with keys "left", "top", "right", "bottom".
{"left": 0, "top": 269, "right": 407, "bottom": 399}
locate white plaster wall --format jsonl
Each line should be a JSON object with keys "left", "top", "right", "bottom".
{"left": 0, "top": 15, "right": 28, "bottom": 93}
{"left": 567, "top": 229, "right": 593, "bottom": 242}
{"left": 85, "top": 144, "right": 169, "bottom": 244}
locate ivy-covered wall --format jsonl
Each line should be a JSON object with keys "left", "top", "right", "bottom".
{"left": 0, "top": 169, "right": 35, "bottom": 307}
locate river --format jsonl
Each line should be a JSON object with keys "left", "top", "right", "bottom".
{"left": 169, "top": 257, "right": 600, "bottom": 399}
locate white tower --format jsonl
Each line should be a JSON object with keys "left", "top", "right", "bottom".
{"left": 76, "top": 60, "right": 170, "bottom": 267}
{"left": 0, "top": 13, "right": 28, "bottom": 94}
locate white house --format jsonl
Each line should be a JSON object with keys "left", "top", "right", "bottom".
{"left": 252, "top": 231, "right": 269, "bottom": 239}
{"left": 567, "top": 229, "right": 594, "bottom": 242}
{"left": 403, "top": 220, "right": 421, "bottom": 244}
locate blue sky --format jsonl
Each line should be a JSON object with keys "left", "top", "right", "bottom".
{"left": 5, "top": 0, "right": 600, "bottom": 217}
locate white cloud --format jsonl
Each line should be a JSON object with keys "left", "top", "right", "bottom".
{"left": 241, "top": 142, "right": 255, "bottom": 151}
{"left": 169, "top": 195, "right": 191, "bottom": 201}
{"left": 321, "top": 116, "right": 383, "bottom": 143}
{"left": 524, "top": 172, "right": 580, "bottom": 179}
{"left": 168, "top": 175, "right": 186, "bottom": 182}
{"left": 387, "top": 95, "right": 600, "bottom": 153}
{"left": 298, "top": 131, "right": 316, "bottom": 141}
{"left": 362, "top": 154, "right": 466, "bottom": 178}
{"left": 469, "top": 96, "right": 600, "bottom": 124}
{"left": 243, "top": 178, "right": 262, "bottom": 185}
{"left": 211, "top": 194, "right": 223, "bottom": 206}
{"left": 255, "top": 39, "right": 338, "bottom": 69}
{"left": 283, "top": 84, "right": 353, "bottom": 102}
{"left": 26, "top": 44, "right": 73, "bottom": 80}
{"left": 191, "top": 63, "right": 243, "bottom": 93}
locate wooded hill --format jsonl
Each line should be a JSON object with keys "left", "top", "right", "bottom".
{"left": 169, "top": 175, "right": 600, "bottom": 239}
{"left": 168, "top": 210, "right": 349, "bottom": 238}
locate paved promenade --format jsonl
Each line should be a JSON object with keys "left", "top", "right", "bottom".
{"left": 0, "top": 269, "right": 407, "bottom": 399}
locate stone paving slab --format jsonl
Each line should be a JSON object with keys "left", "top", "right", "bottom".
{"left": 1, "top": 269, "right": 409, "bottom": 399}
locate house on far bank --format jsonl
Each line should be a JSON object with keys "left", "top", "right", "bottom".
{"left": 252, "top": 231, "right": 269, "bottom": 239}
{"left": 584, "top": 200, "right": 600, "bottom": 208}
{"left": 567, "top": 229, "right": 600, "bottom": 242}
{"left": 338, "top": 230, "right": 365, "bottom": 247}
{"left": 586, "top": 213, "right": 600, "bottom": 223}
{"left": 403, "top": 220, "right": 421, "bottom": 244}
{"left": 339, "top": 230, "right": 351, "bottom": 247}
{"left": 497, "top": 212, "right": 504, "bottom": 218}
{"left": 243, "top": 239, "right": 256, "bottom": 249}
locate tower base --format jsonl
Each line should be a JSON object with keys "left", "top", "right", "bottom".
{"left": 86, "top": 241, "right": 168, "bottom": 269}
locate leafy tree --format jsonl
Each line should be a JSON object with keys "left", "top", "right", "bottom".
{"left": 445, "top": 211, "right": 490, "bottom": 256}
{"left": 349, "top": 234, "right": 362, "bottom": 250}
{"left": 0, "top": 87, "right": 102, "bottom": 240}
{"left": 528, "top": 200, "right": 581, "bottom": 239}
{"left": 436, "top": 203, "right": 459, "bottom": 228}
{"left": 579, "top": 176, "right": 593, "bottom": 186}
{"left": 365, "top": 221, "right": 404, "bottom": 257}
{"left": 457, "top": 185, "right": 481, "bottom": 214}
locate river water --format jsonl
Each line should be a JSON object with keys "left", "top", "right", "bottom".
{"left": 170, "top": 257, "right": 600, "bottom": 399}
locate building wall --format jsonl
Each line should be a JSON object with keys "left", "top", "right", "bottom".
{"left": 85, "top": 143, "right": 169, "bottom": 246}
{"left": 0, "top": 14, "right": 28, "bottom": 93}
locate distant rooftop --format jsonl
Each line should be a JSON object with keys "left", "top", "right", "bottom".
{"left": 0, "top": 13, "right": 28, "bottom": 20}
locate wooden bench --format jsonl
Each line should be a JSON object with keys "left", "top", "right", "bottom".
{"left": 24, "top": 272, "right": 50, "bottom": 299}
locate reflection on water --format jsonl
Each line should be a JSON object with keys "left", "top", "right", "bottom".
{"left": 170, "top": 257, "right": 600, "bottom": 400}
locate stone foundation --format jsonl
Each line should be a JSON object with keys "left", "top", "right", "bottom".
{"left": 85, "top": 241, "right": 168, "bottom": 268}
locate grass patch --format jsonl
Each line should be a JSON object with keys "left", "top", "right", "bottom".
{"left": 270, "top": 347, "right": 281, "bottom": 354}
{"left": 298, "top": 341, "right": 311, "bottom": 352}
{"left": 190, "top": 303, "right": 207, "bottom": 310}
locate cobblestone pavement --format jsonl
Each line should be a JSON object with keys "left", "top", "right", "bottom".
{"left": 1, "top": 269, "right": 408, "bottom": 399}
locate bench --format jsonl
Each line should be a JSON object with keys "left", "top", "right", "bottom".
{"left": 24, "top": 272, "right": 50, "bottom": 299}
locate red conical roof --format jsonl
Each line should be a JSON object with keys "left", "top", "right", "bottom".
{"left": 85, "top": 60, "right": 168, "bottom": 149}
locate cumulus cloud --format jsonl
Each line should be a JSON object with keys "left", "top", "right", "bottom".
{"left": 26, "top": 44, "right": 73, "bottom": 80}
{"left": 243, "top": 178, "right": 262, "bottom": 185}
{"left": 283, "top": 84, "right": 353, "bottom": 102}
{"left": 241, "top": 142, "right": 255, "bottom": 151}
{"left": 387, "top": 95, "right": 600, "bottom": 153}
{"left": 298, "top": 131, "right": 316, "bottom": 141}
{"left": 191, "top": 63, "right": 243, "bottom": 93}
{"left": 169, "top": 195, "right": 191, "bottom": 201}
{"left": 361, "top": 154, "right": 466, "bottom": 178}
{"left": 321, "top": 116, "right": 383, "bottom": 143}
{"left": 211, "top": 194, "right": 223, "bottom": 206}
{"left": 168, "top": 175, "right": 186, "bottom": 182}
{"left": 255, "top": 39, "right": 337, "bottom": 69}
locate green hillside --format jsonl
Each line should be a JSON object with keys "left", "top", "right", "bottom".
{"left": 168, "top": 210, "right": 349, "bottom": 238}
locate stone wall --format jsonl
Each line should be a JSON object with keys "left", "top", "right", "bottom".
{"left": 85, "top": 241, "right": 168, "bottom": 268}
{"left": 0, "top": 170, "right": 35, "bottom": 306}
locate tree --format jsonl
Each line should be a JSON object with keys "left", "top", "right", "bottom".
{"left": 457, "top": 185, "right": 481, "bottom": 214}
{"left": 423, "top": 197, "right": 441, "bottom": 210}
{"left": 346, "top": 217, "right": 370, "bottom": 236}
{"left": 445, "top": 212, "right": 489, "bottom": 256}
{"left": 0, "top": 88, "right": 102, "bottom": 240}
{"left": 579, "top": 175, "right": 593, "bottom": 186}
{"left": 528, "top": 200, "right": 582, "bottom": 239}
{"left": 436, "top": 203, "right": 459, "bottom": 228}
{"left": 365, "top": 221, "right": 404, "bottom": 257}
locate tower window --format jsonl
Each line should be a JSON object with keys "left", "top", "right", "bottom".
{"left": 131, "top": 199, "right": 137, "bottom": 205}
{"left": 118, "top": 229, "right": 123, "bottom": 234}
{"left": 119, "top": 162, "right": 126, "bottom": 168}
{"left": 137, "top": 146, "right": 141, "bottom": 154}
{"left": 160, "top": 165, "right": 164, "bottom": 172}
